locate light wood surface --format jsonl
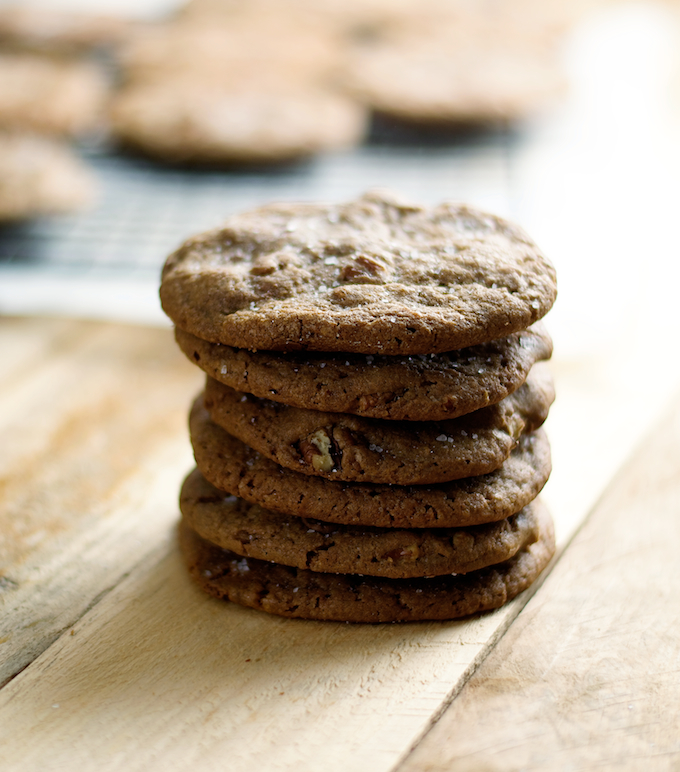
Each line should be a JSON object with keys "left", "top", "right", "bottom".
{"left": 0, "top": 323, "right": 540, "bottom": 772}
{"left": 398, "top": 388, "right": 680, "bottom": 772}
{"left": 0, "top": 316, "right": 679, "bottom": 771}
{"left": 0, "top": 318, "right": 202, "bottom": 685}
{"left": 1, "top": 6, "right": 680, "bottom": 769}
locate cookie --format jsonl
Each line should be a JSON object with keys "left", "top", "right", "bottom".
{"left": 0, "top": 52, "right": 107, "bottom": 137}
{"left": 341, "top": 11, "right": 565, "bottom": 124}
{"left": 190, "top": 397, "right": 552, "bottom": 528}
{"left": 160, "top": 191, "right": 557, "bottom": 354}
{"left": 176, "top": 322, "right": 552, "bottom": 421}
{"left": 180, "top": 467, "right": 542, "bottom": 579}
{"left": 116, "top": 16, "right": 344, "bottom": 88}
{"left": 178, "top": 501, "right": 555, "bottom": 622}
{"left": 203, "top": 363, "right": 554, "bottom": 485}
{"left": 0, "top": 131, "right": 96, "bottom": 222}
{"left": 0, "top": 7, "right": 131, "bottom": 55}
{"left": 111, "top": 12, "right": 362, "bottom": 165}
{"left": 110, "top": 76, "right": 367, "bottom": 164}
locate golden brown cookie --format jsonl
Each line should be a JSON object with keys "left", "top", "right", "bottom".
{"left": 180, "top": 467, "right": 542, "bottom": 579}
{"left": 110, "top": 76, "right": 368, "bottom": 164}
{"left": 178, "top": 500, "right": 555, "bottom": 622}
{"left": 341, "top": 9, "right": 565, "bottom": 124}
{"left": 160, "top": 192, "right": 557, "bottom": 354}
{"left": 116, "top": 16, "right": 343, "bottom": 88}
{"left": 190, "top": 397, "right": 552, "bottom": 528}
{"left": 203, "top": 363, "right": 554, "bottom": 485}
{"left": 176, "top": 322, "right": 552, "bottom": 421}
{"left": 0, "top": 52, "right": 107, "bottom": 136}
{"left": 0, "top": 131, "right": 96, "bottom": 222}
{"left": 0, "top": 7, "right": 131, "bottom": 55}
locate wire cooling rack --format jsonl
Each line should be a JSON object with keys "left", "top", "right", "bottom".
{"left": 0, "top": 124, "right": 514, "bottom": 284}
{"left": 2, "top": 1, "right": 676, "bottom": 358}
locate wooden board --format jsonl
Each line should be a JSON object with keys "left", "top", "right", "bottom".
{"left": 0, "top": 318, "right": 203, "bottom": 685}
{"left": 397, "top": 387, "right": 680, "bottom": 771}
{"left": 0, "top": 316, "right": 679, "bottom": 772}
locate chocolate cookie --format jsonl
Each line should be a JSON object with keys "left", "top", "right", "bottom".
{"left": 160, "top": 191, "right": 557, "bottom": 354}
{"left": 0, "top": 52, "right": 107, "bottom": 136}
{"left": 178, "top": 502, "right": 555, "bottom": 622}
{"left": 203, "top": 363, "right": 554, "bottom": 485}
{"left": 0, "top": 7, "right": 131, "bottom": 55}
{"left": 176, "top": 322, "right": 552, "bottom": 421}
{"left": 110, "top": 76, "right": 367, "bottom": 164}
{"left": 181, "top": 468, "right": 541, "bottom": 579}
{"left": 190, "top": 397, "right": 552, "bottom": 528}
{"left": 0, "top": 131, "right": 96, "bottom": 221}
{"left": 342, "top": 15, "right": 565, "bottom": 124}
{"left": 116, "top": 15, "right": 344, "bottom": 87}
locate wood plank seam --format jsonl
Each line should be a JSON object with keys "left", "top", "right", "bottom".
{"left": 390, "top": 546, "right": 561, "bottom": 771}
{"left": 0, "top": 569, "right": 133, "bottom": 690}
{"left": 390, "top": 382, "right": 680, "bottom": 769}
{"left": 393, "top": 385, "right": 680, "bottom": 771}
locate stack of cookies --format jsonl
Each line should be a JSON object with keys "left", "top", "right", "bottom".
{"left": 160, "top": 191, "right": 558, "bottom": 623}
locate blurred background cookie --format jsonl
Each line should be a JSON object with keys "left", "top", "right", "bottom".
{"left": 0, "top": 5, "right": 115, "bottom": 222}
{"left": 0, "top": 0, "right": 601, "bottom": 211}
{"left": 105, "top": 0, "right": 584, "bottom": 161}
{"left": 0, "top": 51, "right": 108, "bottom": 137}
{"left": 0, "top": 5, "right": 132, "bottom": 56}
{"left": 109, "top": 75, "right": 368, "bottom": 164}
{"left": 109, "top": 11, "right": 368, "bottom": 162}
{"left": 115, "top": 12, "right": 344, "bottom": 85}
{"left": 0, "top": 131, "right": 96, "bottom": 221}
{"left": 341, "top": 11, "right": 566, "bottom": 125}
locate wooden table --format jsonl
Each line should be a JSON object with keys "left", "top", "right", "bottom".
{"left": 1, "top": 315, "right": 679, "bottom": 771}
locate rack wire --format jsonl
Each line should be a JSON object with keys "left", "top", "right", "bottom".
{"left": 0, "top": 126, "right": 514, "bottom": 283}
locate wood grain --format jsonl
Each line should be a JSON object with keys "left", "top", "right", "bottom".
{"left": 0, "top": 8, "right": 679, "bottom": 767}
{"left": 397, "top": 389, "right": 680, "bottom": 772}
{"left": 0, "top": 317, "right": 540, "bottom": 772}
{"left": 0, "top": 317, "right": 202, "bottom": 685}
{"left": 0, "top": 544, "right": 537, "bottom": 772}
{"left": 1, "top": 316, "right": 679, "bottom": 772}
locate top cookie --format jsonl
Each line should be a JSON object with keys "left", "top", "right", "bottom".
{"left": 160, "top": 191, "right": 557, "bottom": 355}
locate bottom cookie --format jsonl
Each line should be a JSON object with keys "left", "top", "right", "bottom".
{"left": 178, "top": 506, "right": 555, "bottom": 623}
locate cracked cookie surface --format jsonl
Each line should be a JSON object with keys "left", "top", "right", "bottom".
{"left": 176, "top": 322, "right": 552, "bottom": 421}
{"left": 160, "top": 191, "right": 557, "bottom": 354}
{"left": 190, "top": 397, "right": 552, "bottom": 528}
{"left": 203, "top": 363, "right": 554, "bottom": 485}
{"left": 178, "top": 503, "right": 555, "bottom": 622}
{"left": 180, "top": 468, "right": 542, "bottom": 579}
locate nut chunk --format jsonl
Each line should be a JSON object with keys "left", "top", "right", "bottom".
{"left": 299, "top": 429, "right": 335, "bottom": 473}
